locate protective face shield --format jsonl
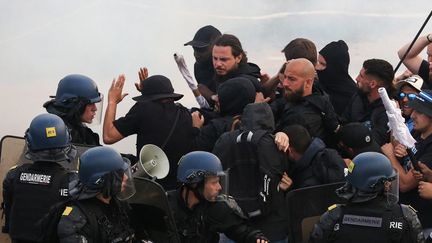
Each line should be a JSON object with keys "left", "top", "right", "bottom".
{"left": 85, "top": 95, "right": 104, "bottom": 125}
{"left": 117, "top": 158, "right": 136, "bottom": 201}
{"left": 219, "top": 170, "right": 229, "bottom": 195}
{"left": 384, "top": 170, "right": 399, "bottom": 206}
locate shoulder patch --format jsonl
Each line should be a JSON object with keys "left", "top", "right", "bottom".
{"left": 328, "top": 204, "right": 338, "bottom": 211}
{"left": 62, "top": 206, "right": 73, "bottom": 216}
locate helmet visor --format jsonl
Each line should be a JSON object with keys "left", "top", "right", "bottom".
{"left": 117, "top": 158, "right": 136, "bottom": 201}
{"left": 219, "top": 171, "right": 229, "bottom": 195}
{"left": 385, "top": 170, "right": 399, "bottom": 206}
{"left": 89, "top": 93, "right": 104, "bottom": 125}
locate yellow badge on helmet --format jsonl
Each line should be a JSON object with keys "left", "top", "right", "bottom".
{"left": 347, "top": 159, "right": 355, "bottom": 173}
{"left": 45, "top": 127, "right": 57, "bottom": 138}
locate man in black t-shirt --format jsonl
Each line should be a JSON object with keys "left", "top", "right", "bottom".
{"left": 103, "top": 72, "right": 199, "bottom": 190}
{"left": 398, "top": 32, "right": 432, "bottom": 89}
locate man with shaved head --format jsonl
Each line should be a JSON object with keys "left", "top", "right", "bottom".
{"left": 271, "top": 58, "right": 340, "bottom": 146}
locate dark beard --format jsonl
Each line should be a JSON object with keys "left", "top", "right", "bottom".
{"left": 285, "top": 87, "right": 304, "bottom": 103}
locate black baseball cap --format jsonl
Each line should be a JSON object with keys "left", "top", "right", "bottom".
{"left": 184, "top": 25, "right": 222, "bottom": 48}
{"left": 337, "top": 122, "right": 381, "bottom": 154}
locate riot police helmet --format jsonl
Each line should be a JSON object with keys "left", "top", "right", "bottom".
{"left": 337, "top": 152, "right": 399, "bottom": 204}
{"left": 177, "top": 151, "right": 225, "bottom": 185}
{"left": 52, "top": 74, "right": 101, "bottom": 108}
{"left": 78, "top": 146, "right": 135, "bottom": 200}
{"left": 346, "top": 152, "right": 397, "bottom": 192}
{"left": 24, "top": 113, "right": 76, "bottom": 162}
{"left": 44, "top": 74, "right": 103, "bottom": 124}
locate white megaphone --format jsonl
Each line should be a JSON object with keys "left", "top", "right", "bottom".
{"left": 131, "top": 144, "right": 169, "bottom": 180}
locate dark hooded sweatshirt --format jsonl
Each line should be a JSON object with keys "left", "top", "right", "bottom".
{"left": 290, "top": 137, "right": 346, "bottom": 189}
{"left": 213, "top": 102, "right": 289, "bottom": 241}
{"left": 317, "top": 40, "right": 357, "bottom": 116}
{"left": 193, "top": 77, "right": 256, "bottom": 152}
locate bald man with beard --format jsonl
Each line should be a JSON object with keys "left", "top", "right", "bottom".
{"left": 270, "top": 58, "right": 340, "bottom": 146}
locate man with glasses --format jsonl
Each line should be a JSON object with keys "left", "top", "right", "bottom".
{"left": 395, "top": 75, "right": 424, "bottom": 132}
{"left": 382, "top": 90, "right": 432, "bottom": 239}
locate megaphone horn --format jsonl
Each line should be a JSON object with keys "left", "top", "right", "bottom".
{"left": 132, "top": 144, "right": 170, "bottom": 180}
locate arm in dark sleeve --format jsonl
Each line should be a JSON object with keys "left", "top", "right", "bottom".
{"left": 112, "top": 104, "right": 141, "bottom": 137}
{"left": 400, "top": 204, "right": 425, "bottom": 243}
{"left": 212, "top": 133, "right": 234, "bottom": 170}
{"left": 57, "top": 206, "right": 89, "bottom": 243}
{"left": 257, "top": 135, "right": 285, "bottom": 176}
{"left": 206, "top": 195, "right": 268, "bottom": 243}
{"left": 309, "top": 205, "right": 342, "bottom": 243}
{"left": 192, "top": 122, "right": 219, "bottom": 152}
{"left": 371, "top": 109, "right": 390, "bottom": 146}
{"left": 2, "top": 166, "right": 18, "bottom": 233}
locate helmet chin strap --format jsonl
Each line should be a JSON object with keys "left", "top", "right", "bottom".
{"left": 184, "top": 182, "right": 206, "bottom": 207}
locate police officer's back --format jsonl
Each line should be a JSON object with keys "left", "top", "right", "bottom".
{"left": 44, "top": 74, "right": 103, "bottom": 145}
{"left": 167, "top": 151, "right": 269, "bottom": 243}
{"left": 309, "top": 152, "right": 424, "bottom": 243}
{"left": 57, "top": 146, "right": 136, "bottom": 243}
{"left": 2, "top": 113, "right": 76, "bottom": 242}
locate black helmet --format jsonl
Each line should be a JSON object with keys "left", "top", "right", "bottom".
{"left": 177, "top": 151, "right": 224, "bottom": 185}
{"left": 52, "top": 74, "right": 101, "bottom": 108}
{"left": 25, "top": 113, "right": 76, "bottom": 162}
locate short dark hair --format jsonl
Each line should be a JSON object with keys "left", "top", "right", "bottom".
{"left": 282, "top": 38, "right": 317, "bottom": 64}
{"left": 214, "top": 34, "right": 248, "bottom": 63}
{"left": 282, "top": 125, "right": 311, "bottom": 154}
{"left": 363, "top": 59, "right": 394, "bottom": 88}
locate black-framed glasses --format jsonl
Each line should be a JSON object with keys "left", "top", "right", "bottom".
{"left": 399, "top": 92, "right": 417, "bottom": 101}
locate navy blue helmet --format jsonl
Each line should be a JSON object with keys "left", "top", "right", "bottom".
{"left": 177, "top": 151, "right": 224, "bottom": 184}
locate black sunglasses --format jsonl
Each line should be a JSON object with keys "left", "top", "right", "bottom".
{"left": 399, "top": 92, "right": 417, "bottom": 101}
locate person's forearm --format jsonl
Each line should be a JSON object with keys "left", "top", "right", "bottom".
{"left": 387, "top": 154, "right": 418, "bottom": 192}
{"left": 398, "top": 34, "right": 431, "bottom": 59}
{"left": 261, "top": 75, "right": 280, "bottom": 98}
{"left": 103, "top": 102, "right": 118, "bottom": 144}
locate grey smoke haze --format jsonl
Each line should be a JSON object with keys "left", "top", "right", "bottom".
{"left": 0, "top": 0, "right": 431, "bottom": 154}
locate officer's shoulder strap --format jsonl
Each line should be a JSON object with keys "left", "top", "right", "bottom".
{"left": 328, "top": 204, "right": 344, "bottom": 217}
{"left": 214, "top": 194, "right": 247, "bottom": 219}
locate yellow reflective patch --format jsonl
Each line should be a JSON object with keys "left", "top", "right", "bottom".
{"left": 347, "top": 160, "right": 355, "bottom": 173}
{"left": 328, "top": 204, "right": 337, "bottom": 211}
{"left": 9, "top": 165, "right": 17, "bottom": 170}
{"left": 62, "top": 206, "right": 73, "bottom": 216}
{"left": 46, "top": 127, "right": 57, "bottom": 138}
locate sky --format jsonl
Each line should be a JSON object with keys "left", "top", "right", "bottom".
{"left": 0, "top": 0, "right": 431, "bottom": 154}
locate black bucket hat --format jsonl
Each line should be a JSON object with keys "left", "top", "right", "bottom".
{"left": 408, "top": 89, "right": 432, "bottom": 117}
{"left": 132, "top": 75, "right": 183, "bottom": 102}
{"left": 184, "top": 25, "right": 222, "bottom": 48}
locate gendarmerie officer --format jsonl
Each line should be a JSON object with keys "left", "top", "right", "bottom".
{"left": 2, "top": 113, "right": 76, "bottom": 242}
{"left": 57, "top": 146, "right": 136, "bottom": 243}
{"left": 309, "top": 152, "right": 424, "bottom": 243}
{"left": 167, "top": 151, "right": 269, "bottom": 243}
